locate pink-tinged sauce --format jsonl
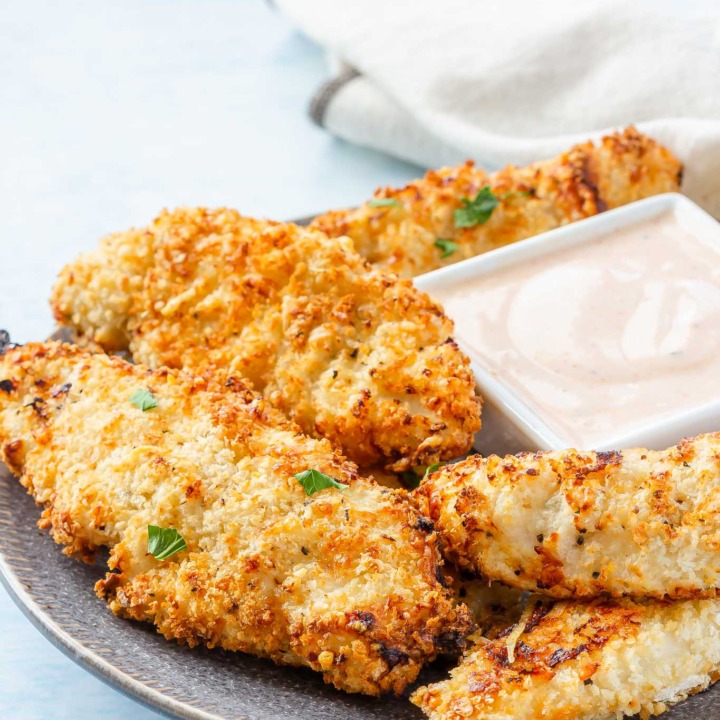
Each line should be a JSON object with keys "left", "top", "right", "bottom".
{"left": 432, "top": 212, "right": 720, "bottom": 447}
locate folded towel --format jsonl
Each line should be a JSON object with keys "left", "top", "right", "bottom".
{"left": 276, "top": 0, "right": 720, "bottom": 216}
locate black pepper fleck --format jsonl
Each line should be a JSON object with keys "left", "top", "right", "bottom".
{"left": 435, "top": 566, "right": 448, "bottom": 588}
{"left": 51, "top": 382, "right": 72, "bottom": 398}
{"left": 415, "top": 517, "right": 434, "bottom": 533}
{"left": 379, "top": 645, "right": 409, "bottom": 669}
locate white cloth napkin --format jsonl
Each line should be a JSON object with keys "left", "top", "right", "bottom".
{"left": 275, "top": 0, "right": 720, "bottom": 216}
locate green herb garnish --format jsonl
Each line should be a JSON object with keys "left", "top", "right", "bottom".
{"left": 147, "top": 525, "right": 187, "bottom": 561}
{"left": 368, "top": 198, "right": 400, "bottom": 208}
{"left": 294, "top": 469, "right": 348, "bottom": 496}
{"left": 130, "top": 388, "right": 158, "bottom": 411}
{"left": 454, "top": 186, "right": 499, "bottom": 228}
{"left": 434, "top": 238, "right": 458, "bottom": 258}
{"left": 424, "top": 463, "right": 441, "bottom": 479}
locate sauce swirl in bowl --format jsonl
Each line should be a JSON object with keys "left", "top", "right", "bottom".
{"left": 417, "top": 194, "right": 720, "bottom": 451}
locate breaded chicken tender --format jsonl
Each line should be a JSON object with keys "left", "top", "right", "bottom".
{"left": 311, "top": 127, "right": 682, "bottom": 278}
{"left": 416, "top": 435, "right": 720, "bottom": 599}
{"left": 412, "top": 596, "right": 720, "bottom": 720}
{"left": 0, "top": 342, "right": 472, "bottom": 696}
{"left": 50, "top": 210, "right": 481, "bottom": 472}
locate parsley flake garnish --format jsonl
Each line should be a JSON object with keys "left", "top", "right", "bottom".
{"left": 368, "top": 198, "right": 400, "bottom": 208}
{"left": 294, "top": 469, "right": 348, "bottom": 496}
{"left": 130, "top": 388, "right": 158, "bottom": 411}
{"left": 147, "top": 525, "right": 187, "bottom": 561}
{"left": 454, "top": 186, "right": 499, "bottom": 228}
{"left": 424, "top": 463, "right": 441, "bottom": 479}
{"left": 434, "top": 238, "right": 458, "bottom": 258}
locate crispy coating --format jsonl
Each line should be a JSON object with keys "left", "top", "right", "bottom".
{"left": 311, "top": 127, "right": 682, "bottom": 278}
{"left": 50, "top": 210, "right": 481, "bottom": 472}
{"left": 452, "top": 578, "right": 526, "bottom": 637}
{"left": 412, "top": 596, "right": 720, "bottom": 720}
{"left": 416, "top": 434, "right": 720, "bottom": 599}
{"left": 0, "top": 342, "right": 472, "bottom": 696}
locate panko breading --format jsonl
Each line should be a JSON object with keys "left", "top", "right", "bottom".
{"left": 411, "top": 596, "right": 720, "bottom": 720}
{"left": 0, "top": 342, "right": 472, "bottom": 696}
{"left": 452, "top": 577, "right": 526, "bottom": 636}
{"left": 311, "top": 127, "right": 682, "bottom": 278}
{"left": 50, "top": 210, "right": 481, "bottom": 472}
{"left": 416, "top": 434, "right": 720, "bottom": 599}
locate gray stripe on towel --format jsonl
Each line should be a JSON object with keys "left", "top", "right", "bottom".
{"left": 309, "top": 68, "right": 361, "bottom": 128}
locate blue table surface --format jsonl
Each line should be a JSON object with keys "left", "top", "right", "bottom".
{"left": 0, "top": 1, "right": 419, "bottom": 717}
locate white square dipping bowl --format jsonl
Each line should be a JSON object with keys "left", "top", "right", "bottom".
{"left": 414, "top": 193, "right": 720, "bottom": 456}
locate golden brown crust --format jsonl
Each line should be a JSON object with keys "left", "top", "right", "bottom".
{"left": 0, "top": 342, "right": 472, "bottom": 696}
{"left": 50, "top": 211, "right": 481, "bottom": 472}
{"left": 416, "top": 435, "right": 720, "bottom": 599}
{"left": 411, "top": 596, "right": 720, "bottom": 720}
{"left": 311, "top": 127, "right": 682, "bottom": 278}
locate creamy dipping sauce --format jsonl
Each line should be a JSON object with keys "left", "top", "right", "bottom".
{"left": 433, "top": 212, "right": 720, "bottom": 447}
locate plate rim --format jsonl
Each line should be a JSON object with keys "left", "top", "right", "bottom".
{"left": 0, "top": 522, "right": 225, "bottom": 720}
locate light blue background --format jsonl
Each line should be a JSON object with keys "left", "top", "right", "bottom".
{"left": 0, "top": 2, "right": 418, "bottom": 718}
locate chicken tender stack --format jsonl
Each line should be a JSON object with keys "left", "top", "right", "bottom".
{"left": 312, "top": 127, "right": 682, "bottom": 277}
{"left": 50, "top": 210, "right": 481, "bottom": 472}
{"left": 7, "top": 128, "right": 713, "bottom": 719}
{"left": 411, "top": 435, "right": 720, "bottom": 719}
{"left": 0, "top": 342, "right": 471, "bottom": 696}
